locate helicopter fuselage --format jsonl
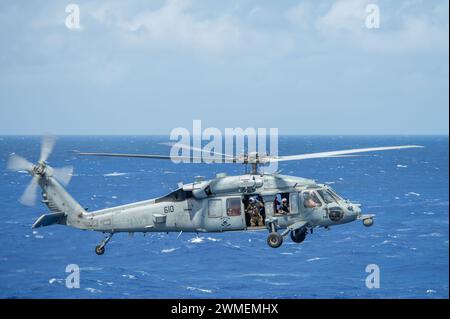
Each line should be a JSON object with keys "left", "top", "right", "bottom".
{"left": 70, "top": 173, "right": 364, "bottom": 234}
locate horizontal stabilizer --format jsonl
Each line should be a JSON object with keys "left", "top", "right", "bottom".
{"left": 32, "top": 212, "right": 66, "bottom": 228}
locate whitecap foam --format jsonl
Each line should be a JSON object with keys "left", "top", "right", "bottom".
{"left": 419, "top": 233, "right": 442, "bottom": 238}
{"left": 406, "top": 192, "right": 420, "bottom": 197}
{"left": 85, "top": 287, "right": 102, "bottom": 293}
{"left": 188, "top": 236, "right": 204, "bottom": 244}
{"left": 186, "top": 286, "right": 213, "bottom": 293}
{"left": 49, "top": 278, "right": 64, "bottom": 285}
{"left": 307, "top": 257, "right": 321, "bottom": 262}
{"left": 80, "top": 266, "right": 103, "bottom": 271}
{"left": 396, "top": 164, "right": 408, "bottom": 168}
{"left": 122, "top": 274, "right": 136, "bottom": 279}
{"left": 161, "top": 248, "right": 178, "bottom": 253}
{"left": 104, "top": 172, "right": 127, "bottom": 177}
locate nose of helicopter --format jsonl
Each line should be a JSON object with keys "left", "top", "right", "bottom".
{"left": 345, "top": 203, "right": 361, "bottom": 222}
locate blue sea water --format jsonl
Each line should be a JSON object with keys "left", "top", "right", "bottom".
{"left": 0, "top": 135, "right": 448, "bottom": 299}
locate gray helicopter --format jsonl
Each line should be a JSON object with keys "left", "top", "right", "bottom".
{"left": 7, "top": 136, "right": 422, "bottom": 255}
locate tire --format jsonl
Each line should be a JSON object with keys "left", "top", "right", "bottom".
{"left": 290, "top": 228, "right": 307, "bottom": 243}
{"left": 363, "top": 218, "right": 374, "bottom": 227}
{"left": 95, "top": 245, "right": 105, "bottom": 255}
{"left": 267, "top": 232, "right": 283, "bottom": 248}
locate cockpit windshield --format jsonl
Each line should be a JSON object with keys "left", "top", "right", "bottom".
{"left": 317, "top": 189, "right": 337, "bottom": 204}
{"left": 327, "top": 187, "right": 344, "bottom": 201}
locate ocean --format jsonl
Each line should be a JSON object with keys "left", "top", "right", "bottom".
{"left": 0, "top": 135, "right": 448, "bottom": 298}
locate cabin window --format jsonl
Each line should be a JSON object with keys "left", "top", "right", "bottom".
{"left": 290, "top": 192, "right": 299, "bottom": 214}
{"left": 208, "top": 199, "right": 222, "bottom": 218}
{"left": 273, "top": 193, "right": 291, "bottom": 215}
{"left": 226, "top": 197, "right": 241, "bottom": 216}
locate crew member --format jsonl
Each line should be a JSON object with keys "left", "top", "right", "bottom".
{"left": 246, "top": 197, "right": 264, "bottom": 227}
{"left": 278, "top": 197, "right": 290, "bottom": 214}
{"left": 304, "top": 192, "right": 319, "bottom": 208}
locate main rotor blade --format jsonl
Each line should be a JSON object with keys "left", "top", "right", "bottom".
{"left": 74, "top": 152, "right": 203, "bottom": 161}
{"left": 19, "top": 175, "right": 40, "bottom": 206}
{"left": 52, "top": 166, "right": 74, "bottom": 186}
{"left": 7, "top": 154, "right": 34, "bottom": 172}
{"left": 40, "top": 135, "right": 56, "bottom": 162}
{"left": 161, "top": 142, "right": 235, "bottom": 159}
{"left": 270, "top": 145, "right": 423, "bottom": 162}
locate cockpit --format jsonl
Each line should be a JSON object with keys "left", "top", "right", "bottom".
{"left": 302, "top": 186, "right": 345, "bottom": 208}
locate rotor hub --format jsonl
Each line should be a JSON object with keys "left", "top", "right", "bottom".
{"left": 33, "top": 162, "right": 46, "bottom": 176}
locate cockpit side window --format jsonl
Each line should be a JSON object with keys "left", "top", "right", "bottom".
{"left": 303, "top": 191, "right": 322, "bottom": 208}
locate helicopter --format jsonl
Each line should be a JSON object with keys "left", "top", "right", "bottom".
{"left": 7, "top": 136, "right": 423, "bottom": 255}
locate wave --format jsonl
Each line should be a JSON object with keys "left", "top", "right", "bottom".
{"left": 186, "top": 286, "right": 212, "bottom": 293}
{"left": 161, "top": 248, "right": 178, "bottom": 253}
{"left": 103, "top": 172, "right": 127, "bottom": 177}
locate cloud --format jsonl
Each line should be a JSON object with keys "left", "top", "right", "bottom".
{"left": 88, "top": 0, "right": 245, "bottom": 54}
{"left": 312, "top": 0, "right": 448, "bottom": 53}
{"left": 316, "top": 0, "right": 371, "bottom": 33}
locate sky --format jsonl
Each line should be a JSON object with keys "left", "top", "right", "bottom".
{"left": 0, "top": 0, "right": 448, "bottom": 135}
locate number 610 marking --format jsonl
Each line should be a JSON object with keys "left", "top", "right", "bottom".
{"left": 164, "top": 205, "right": 175, "bottom": 213}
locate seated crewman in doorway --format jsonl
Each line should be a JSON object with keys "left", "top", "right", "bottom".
{"left": 278, "top": 197, "right": 290, "bottom": 214}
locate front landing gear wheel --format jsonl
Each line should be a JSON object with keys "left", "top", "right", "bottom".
{"left": 267, "top": 232, "right": 283, "bottom": 248}
{"left": 95, "top": 245, "right": 105, "bottom": 255}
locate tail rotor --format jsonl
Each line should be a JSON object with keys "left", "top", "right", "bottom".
{"left": 7, "top": 136, "right": 73, "bottom": 206}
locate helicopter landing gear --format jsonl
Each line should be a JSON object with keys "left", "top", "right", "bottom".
{"left": 265, "top": 218, "right": 283, "bottom": 248}
{"left": 290, "top": 227, "right": 307, "bottom": 243}
{"left": 95, "top": 233, "right": 114, "bottom": 255}
{"left": 267, "top": 232, "right": 283, "bottom": 248}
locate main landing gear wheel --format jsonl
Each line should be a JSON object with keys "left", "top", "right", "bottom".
{"left": 290, "top": 228, "right": 307, "bottom": 243}
{"left": 267, "top": 232, "right": 283, "bottom": 248}
{"left": 95, "top": 245, "right": 105, "bottom": 255}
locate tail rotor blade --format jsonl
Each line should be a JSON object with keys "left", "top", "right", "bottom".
{"left": 19, "top": 175, "right": 40, "bottom": 206}
{"left": 7, "top": 154, "right": 34, "bottom": 172}
{"left": 40, "top": 135, "right": 56, "bottom": 162}
{"left": 52, "top": 166, "right": 74, "bottom": 186}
